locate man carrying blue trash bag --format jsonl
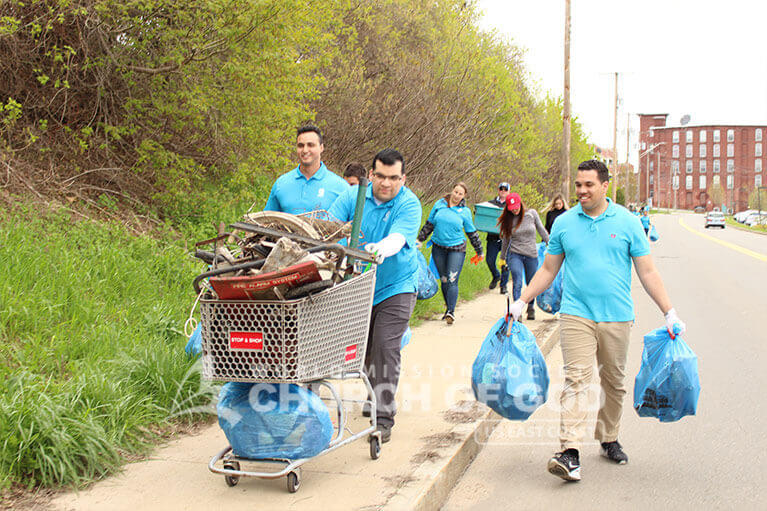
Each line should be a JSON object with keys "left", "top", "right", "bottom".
{"left": 502, "top": 160, "right": 694, "bottom": 482}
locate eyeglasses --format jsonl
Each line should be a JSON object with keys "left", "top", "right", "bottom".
{"left": 498, "top": 183, "right": 510, "bottom": 191}
{"left": 372, "top": 172, "right": 403, "bottom": 183}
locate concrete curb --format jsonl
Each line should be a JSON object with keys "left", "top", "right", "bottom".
{"left": 381, "top": 319, "right": 560, "bottom": 511}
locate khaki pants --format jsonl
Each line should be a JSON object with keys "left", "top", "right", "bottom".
{"left": 558, "top": 314, "right": 632, "bottom": 450}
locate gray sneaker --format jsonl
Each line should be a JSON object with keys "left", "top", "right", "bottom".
{"left": 601, "top": 441, "right": 628, "bottom": 464}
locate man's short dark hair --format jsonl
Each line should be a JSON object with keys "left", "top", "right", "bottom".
{"left": 297, "top": 124, "right": 323, "bottom": 144}
{"left": 577, "top": 159, "right": 610, "bottom": 183}
{"left": 343, "top": 162, "right": 367, "bottom": 180}
{"left": 372, "top": 148, "right": 405, "bottom": 174}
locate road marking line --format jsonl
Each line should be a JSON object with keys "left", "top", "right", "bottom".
{"left": 678, "top": 218, "right": 767, "bottom": 262}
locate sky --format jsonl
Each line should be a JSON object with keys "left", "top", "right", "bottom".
{"left": 476, "top": 0, "right": 767, "bottom": 166}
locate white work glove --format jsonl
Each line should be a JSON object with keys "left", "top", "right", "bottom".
{"left": 364, "top": 233, "right": 406, "bottom": 264}
{"left": 509, "top": 299, "right": 526, "bottom": 322}
{"left": 664, "top": 308, "right": 686, "bottom": 337}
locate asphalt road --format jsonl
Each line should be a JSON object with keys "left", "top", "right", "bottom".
{"left": 444, "top": 212, "right": 767, "bottom": 510}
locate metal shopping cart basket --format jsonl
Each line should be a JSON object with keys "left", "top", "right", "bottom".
{"left": 202, "top": 266, "right": 381, "bottom": 493}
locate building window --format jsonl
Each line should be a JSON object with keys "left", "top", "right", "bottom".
{"left": 700, "top": 145, "right": 706, "bottom": 158}
{"left": 756, "top": 143, "right": 762, "bottom": 157}
{"left": 700, "top": 130, "right": 707, "bottom": 143}
{"left": 641, "top": 141, "right": 646, "bottom": 150}
{"left": 713, "top": 130, "right": 720, "bottom": 142}
{"left": 713, "top": 160, "right": 720, "bottom": 173}
{"left": 700, "top": 160, "right": 707, "bottom": 173}
{"left": 757, "top": 175, "right": 763, "bottom": 188}
{"left": 699, "top": 175, "right": 706, "bottom": 189}
{"left": 686, "top": 144, "right": 693, "bottom": 158}
{"left": 686, "top": 130, "right": 693, "bottom": 143}
{"left": 672, "top": 145, "right": 679, "bottom": 158}
{"left": 685, "top": 175, "right": 693, "bottom": 190}
{"left": 757, "top": 159, "right": 763, "bottom": 172}
{"left": 756, "top": 128, "right": 762, "bottom": 142}
{"left": 673, "top": 175, "right": 680, "bottom": 190}
{"left": 727, "top": 143, "right": 734, "bottom": 157}
{"left": 713, "top": 175, "right": 720, "bottom": 186}
{"left": 686, "top": 160, "right": 693, "bottom": 173}
{"left": 727, "top": 129, "right": 735, "bottom": 142}
{"left": 727, "top": 159, "right": 735, "bottom": 172}
{"left": 650, "top": 174, "right": 654, "bottom": 185}
{"left": 713, "top": 144, "right": 720, "bottom": 157}
{"left": 650, "top": 160, "right": 654, "bottom": 171}
{"left": 672, "top": 160, "right": 680, "bottom": 173}
{"left": 673, "top": 130, "right": 680, "bottom": 143}
{"left": 727, "top": 174, "right": 734, "bottom": 189}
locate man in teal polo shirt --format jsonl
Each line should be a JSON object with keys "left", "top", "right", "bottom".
{"left": 264, "top": 125, "right": 348, "bottom": 214}
{"left": 509, "top": 159, "right": 686, "bottom": 482}
{"left": 328, "top": 148, "right": 421, "bottom": 443}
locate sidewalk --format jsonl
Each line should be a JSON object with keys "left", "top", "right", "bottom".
{"left": 51, "top": 291, "right": 560, "bottom": 511}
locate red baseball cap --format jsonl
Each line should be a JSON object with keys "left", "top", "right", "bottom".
{"left": 506, "top": 192, "right": 521, "bottom": 210}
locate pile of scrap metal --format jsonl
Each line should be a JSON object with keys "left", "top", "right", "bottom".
{"left": 192, "top": 211, "right": 375, "bottom": 301}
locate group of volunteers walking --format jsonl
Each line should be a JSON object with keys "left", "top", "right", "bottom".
{"left": 259, "top": 125, "right": 686, "bottom": 482}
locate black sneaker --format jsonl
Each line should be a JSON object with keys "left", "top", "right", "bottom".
{"left": 489, "top": 276, "right": 500, "bottom": 290}
{"left": 547, "top": 449, "right": 581, "bottom": 481}
{"left": 601, "top": 441, "right": 628, "bottom": 464}
{"left": 527, "top": 308, "right": 535, "bottom": 320}
{"left": 445, "top": 312, "right": 455, "bottom": 325}
{"left": 500, "top": 286, "right": 508, "bottom": 295}
{"left": 377, "top": 424, "right": 392, "bottom": 443}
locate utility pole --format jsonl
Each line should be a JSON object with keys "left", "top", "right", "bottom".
{"left": 561, "top": 0, "right": 571, "bottom": 202}
{"left": 611, "top": 72, "right": 619, "bottom": 201}
{"left": 626, "top": 111, "right": 631, "bottom": 204}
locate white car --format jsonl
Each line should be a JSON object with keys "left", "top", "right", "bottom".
{"left": 734, "top": 210, "right": 757, "bottom": 223}
{"left": 705, "top": 211, "right": 726, "bottom": 229}
{"left": 745, "top": 213, "right": 767, "bottom": 227}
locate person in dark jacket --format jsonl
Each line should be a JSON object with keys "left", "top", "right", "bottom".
{"left": 417, "top": 182, "right": 484, "bottom": 325}
{"left": 486, "top": 182, "right": 511, "bottom": 293}
{"left": 544, "top": 193, "right": 568, "bottom": 234}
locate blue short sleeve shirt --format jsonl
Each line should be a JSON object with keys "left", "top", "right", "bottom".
{"left": 329, "top": 184, "right": 422, "bottom": 305}
{"left": 427, "top": 198, "right": 478, "bottom": 247}
{"left": 264, "top": 163, "right": 348, "bottom": 214}
{"left": 546, "top": 200, "right": 651, "bottom": 322}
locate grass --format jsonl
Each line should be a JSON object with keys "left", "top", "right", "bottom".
{"left": 0, "top": 206, "right": 218, "bottom": 490}
{"left": 725, "top": 217, "right": 767, "bottom": 234}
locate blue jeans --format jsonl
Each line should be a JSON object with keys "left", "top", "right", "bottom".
{"left": 507, "top": 252, "right": 538, "bottom": 310}
{"left": 431, "top": 245, "right": 465, "bottom": 314}
{"left": 485, "top": 236, "right": 509, "bottom": 286}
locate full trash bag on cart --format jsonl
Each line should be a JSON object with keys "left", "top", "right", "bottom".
{"left": 217, "top": 382, "right": 334, "bottom": 459}
{"left": 634, "top": 326, "right": 700, "bottom": 422}
{"left": 416, "top": 251, "right": 439, "bottom": 300}
{"left": 535, "top": 242, "right": 563, "bottom": 314}
{"left": 649, "top": 225, "right": 659, "bottom": 242}
{"left": 472, "top": 317, "right": 549, "bottom": 421}
{"left": 185, "top": 323, "right": 203, "bottom": 356}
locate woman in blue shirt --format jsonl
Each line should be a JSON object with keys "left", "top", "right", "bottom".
{"left": 640, "top": 209, "right": 651, "bottom": 235}
{"left": 417, "top": 182, "right": 484, "bottom": 325}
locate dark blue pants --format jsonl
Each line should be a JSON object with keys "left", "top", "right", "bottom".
{"left": 431, "top": 245, "right": 465, "bottom": 314}
{"left": 485, "top": 236, "right": 509, "bottom": 287}
{"left": 507, "top": 252, "right": 538, "bottom": 312}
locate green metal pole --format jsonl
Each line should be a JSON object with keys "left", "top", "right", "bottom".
{"left": 346, "top": 177, "right": 368, "bottom": 270}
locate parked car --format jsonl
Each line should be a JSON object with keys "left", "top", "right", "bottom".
{"left": 693, "top": 206, "right": 705, "bottom": 213}
{"left": 745, "top": 213, "right": 767, "bottom": 227}
{"left": 734, "top": 209, "right": 759, "bottom": 223}
{"left": 705, "top": 211, "right": 726, "bottom": 229}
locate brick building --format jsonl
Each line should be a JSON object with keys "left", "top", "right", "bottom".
{"left": 638, "top": 114, "right": 766, "bottom": 212}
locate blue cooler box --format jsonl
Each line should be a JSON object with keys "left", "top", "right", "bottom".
{"left": 475, "top": 202, "right": 502, "bottom": 234}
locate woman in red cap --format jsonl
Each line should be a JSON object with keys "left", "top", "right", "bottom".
{"left": 498, "top": 192, "right": 549, "bottom": 320}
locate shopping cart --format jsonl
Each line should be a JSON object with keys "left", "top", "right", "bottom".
{"left": 201, "top": 265, "right": 381, "bottom": 493}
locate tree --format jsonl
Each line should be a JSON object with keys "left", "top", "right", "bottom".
{"left": 710, "top": 181, "right": 725, "bottom": 207}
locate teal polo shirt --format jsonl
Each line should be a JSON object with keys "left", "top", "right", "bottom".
{"left": 427, "top": 198, "right": 477, "bottom": 247}
{"left": 546, "top": 199, "right": 650, "bottom": 322}
{"left": 328, "top": 183, "right": 422, "bottom": 305}
{"left": 264, "top": 163, "right": 348, "bottom": 214}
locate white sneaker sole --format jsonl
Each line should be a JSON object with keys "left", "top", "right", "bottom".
{"left": 547, "top": 458, "right": 581, "bottom": 481}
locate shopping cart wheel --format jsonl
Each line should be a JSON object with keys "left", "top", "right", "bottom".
{"left": 287, "top": 471, "right": 301, "bottom": 493}
{"left": 223, "top": 461, "right": 240, "bottom": 487}
{"left": 369, "top": 436, "right": 381, "bottom": 460}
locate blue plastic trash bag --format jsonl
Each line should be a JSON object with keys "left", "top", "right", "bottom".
{"left": 634, "top": 326, "right": 700, "bottom": 422}
{"left": 185, "top": 323, "right": 202, "bottom": 356}
{"left": 535, "top": 243, "right": 563, "bottom": 314}
{"left": 649, "top": 225, "right": 659, "bottom": 242}
{"left": 471, "top": 318, "right": 549, "bottom": 421}
{"left": 401, "top": 326, "right": 412, "bottom": 350}
{"left": 416, "top": 252, "right": 439, "bottom": 300}
{"left": 217, "top": 382, "right": 334, "bottom": 459}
